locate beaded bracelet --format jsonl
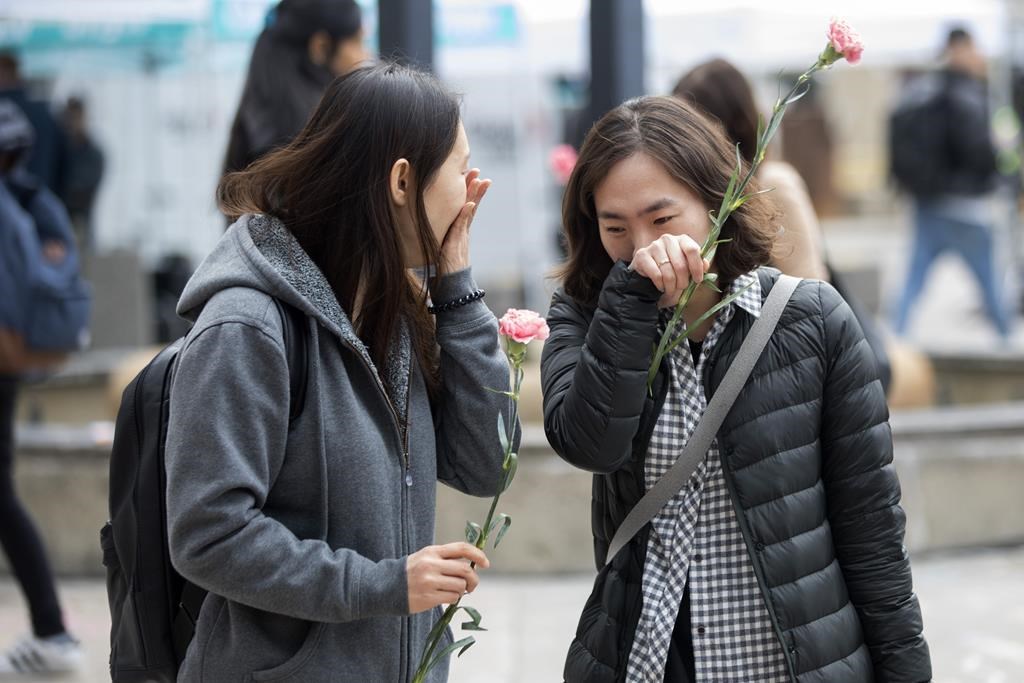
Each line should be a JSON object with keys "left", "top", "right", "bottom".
{"left": 428, "top": 289, "right": 486, "bottom": 314}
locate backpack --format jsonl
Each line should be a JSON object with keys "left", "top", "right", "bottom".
{"left": 3, "top": 175, "right": 91, "bottom": 355}
{"left": 889, "top": 73, "right": 956, "bottom": 198}
{"left": 100, "top": 299, "right": 308, "bottom": 683}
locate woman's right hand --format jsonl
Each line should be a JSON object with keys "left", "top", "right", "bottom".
{"left": 406, "top": 542, "right": 490, "bottom": 614}
{"left": 629, "top": 234, "right": 710, "bottom": 308}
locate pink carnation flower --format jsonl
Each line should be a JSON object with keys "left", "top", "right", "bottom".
{"left": 498, "top": 309, "right": 550, "bottom": 345}
{"left": 548, "top": 144, "right": 578, "bottom": 186}
{"left": 828, "top": 18, "right": 864, "bottom": 65}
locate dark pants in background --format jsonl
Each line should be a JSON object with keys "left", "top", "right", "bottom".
{"left": 0, "top": 376, "right": 65, "bottom": 637}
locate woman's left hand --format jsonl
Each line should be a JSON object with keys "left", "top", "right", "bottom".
{"left": 439, "top": 169, "right": 491, "bottom": 275}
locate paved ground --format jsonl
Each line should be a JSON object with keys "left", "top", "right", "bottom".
{"left": 0, "top": 548, "right": 1021, "bottom": 682}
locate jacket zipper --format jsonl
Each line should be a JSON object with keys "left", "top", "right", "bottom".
{"left": 702, "top": 311, "right": 799, "bottom": 683}
{"left": 338, "top": 340, "right": 408, "bottom": 466}
{"left": 338, "top": 339, "right": 415, "bottom": 681}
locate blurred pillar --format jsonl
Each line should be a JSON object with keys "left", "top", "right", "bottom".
{"left": 378, "top": 0, "right": 434, "bottom": 70}
{"left": 586, "top": 0, "right": 644, "bottom": 130}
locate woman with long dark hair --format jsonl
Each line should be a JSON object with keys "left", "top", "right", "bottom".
{"left": 223, "top": 0, "right": 368, "bottom": 176}
{"left": 166, "top": 63, "right": 517, "bottom": 682}
{"left": 542, "top": 96, "right": 930, "bottom": 682}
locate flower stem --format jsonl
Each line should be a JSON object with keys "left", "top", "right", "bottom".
{"left": 411, "top": 359, "right": 523, "bottom": 683}
{"left": 645, "top": 59, "right": 827, "bottom": 390}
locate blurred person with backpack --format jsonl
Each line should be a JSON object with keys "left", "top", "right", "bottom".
{"left": 0, "top": 100, "right": 86, "bottom": 676}
{"left": 0, "top": 52, "right": 66, "bottom": 195}
{"left": 223, "top": 0, "right": 369, "bottom": 178}
{"left": 104, "top": 63, "right": 518, "bottom": 682}
{"left": 889, "top": 27, "right": 1009, "bottom": 339}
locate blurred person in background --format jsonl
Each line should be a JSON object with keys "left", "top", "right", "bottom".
{"left": 58, "top": 96, "right": 104, "bottom": 252}
{"left": 0, "top": 100, "right": 83, "bottom": 677}
{"left": 673, "top": 58, "right": 893, "bottom": 393}
{"left": 0, "top": 51, "right": 66, "bottom": 195}
{"left": 673, "top": 59, "right": 829, "bottom": 282}
{"left": 889, "top": 27, "right": 1010, "bottom": 340}
{"left": 222, "top": 0, "right": 369, "bottom": 178}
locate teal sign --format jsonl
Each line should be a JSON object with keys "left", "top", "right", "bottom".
{"left": 0, "top": 21, "right": 192, "bottom": 52}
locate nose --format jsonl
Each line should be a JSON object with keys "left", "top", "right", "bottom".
{"left": 629, "top": 225, "right": 659, "bottom": 258}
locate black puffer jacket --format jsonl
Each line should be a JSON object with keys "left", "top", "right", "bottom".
{"left": 541, "top": 263, "right": 931, "bottom": 682}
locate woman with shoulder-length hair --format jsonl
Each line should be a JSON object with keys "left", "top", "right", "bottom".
{"left": 541, "top": 96, "right": 930, "bottom": 682}
{"left": 166, "top": 62, "right": 519, "bottom": 682}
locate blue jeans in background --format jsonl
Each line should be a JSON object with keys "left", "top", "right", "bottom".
{"left": 893, "top": 201, "right": 1011, "bottom": 339}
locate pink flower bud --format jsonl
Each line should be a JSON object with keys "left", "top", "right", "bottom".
{"left": 498, "top": 309, "right": 550, "bottom": 345}
{"left": 548, "top": 144, "right": 578, "bottom": 186}
{"left": 827, "top": 18, "right": 864, "bottom": 65}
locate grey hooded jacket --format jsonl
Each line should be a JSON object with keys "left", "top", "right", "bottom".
{"left": 165, "top": 214, "right": 517, "bottom": 682}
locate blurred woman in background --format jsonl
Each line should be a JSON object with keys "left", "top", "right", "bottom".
{"left": 223, "top": 0, "right": 369, "bottom": 177}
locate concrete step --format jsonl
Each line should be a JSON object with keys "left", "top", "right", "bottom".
{"left": 5, "top": 405, "right": 1024, "bottom": 577}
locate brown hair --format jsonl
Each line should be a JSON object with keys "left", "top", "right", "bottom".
{"left": 218, "top": 62, "right": 460, "bottom": 390}
{"left": 673, "top": 58, "right": 760, "bottom": 164}
{"left": 558, "top": 96, "right": 777, "bottom": 306}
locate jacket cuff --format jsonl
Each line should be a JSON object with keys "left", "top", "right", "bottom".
{"left": 601, "top": 261, "right": 662, "bottom": 314}
{"left": 357, "top": 556, "right": 409, "bottom": 618}
{"left": 431, "top": 268, "right": 493, "bottom": 331}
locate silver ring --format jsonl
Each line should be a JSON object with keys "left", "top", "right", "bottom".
{"left": 658, "top": 259, "right": 671, "bottom": 266}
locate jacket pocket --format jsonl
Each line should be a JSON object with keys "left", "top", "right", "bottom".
{"left": 246, "top": 622, "right": 325, "bottom": 682}
{"left": 100, "top": 521, "right": 146, "bottom": 672}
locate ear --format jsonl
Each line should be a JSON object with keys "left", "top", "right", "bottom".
{"left": 389, "top": 158, "right": 412, "bottom": 207}
{"left": 308, "top": 30, "right": 332, "bottom": 66}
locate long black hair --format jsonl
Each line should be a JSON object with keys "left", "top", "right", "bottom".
{"left": 224, "top": 0, "right": 363, "bottom": 174}
{"left": 219, "top": 63, "right": 461, "bottom": 389}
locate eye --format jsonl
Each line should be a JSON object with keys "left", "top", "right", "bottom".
{"left": 654, "top": 215, "right": 678, "bottom": 226}
{"left": 602, "top": 226, "right": 626, "bottom": 235}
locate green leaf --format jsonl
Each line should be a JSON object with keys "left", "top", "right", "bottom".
{"left": 488, "top": 512, "right": 510, "bottom": 537}
{"left": 497, "top": 412, "right": 509, "bottom": 453}
{"left": 493, "top": 514, "right": 513, "bottom": 548}
{"left": 732, "top": 187, "right": 776, "bottom": 211}
{"left": 423, "top": 603, "right": 456, "bottom": 653}
{"left": 723, "top": 155, "right": 739, "bottom": 205}
{"left": 483, "top": 386, "right": 517, "bottom": 398}
{"left": 762, "top": 110, "right": 786, "bottom": 148}
{"left": 756, "top": 113, "right": 766, "bottom": 147}
{"left": 663, "top": 283, "right": 754, "bottom": 356}
{"left": 785, "top": 82, "right": 811, "bottom": 106}
{"left": 425, "top": 636, "right": 477, "bottom": 673}
{"left": 459, "top": 606, "right": 487, "bottom": 632}
{"left": 464, "top": 521, "right": 482, "bottom": 545}
{"left": 456, "top": 637, "right": 476, "bottom": 658}
{"left": 501, "top": 453, "right": 519, "bottom": 492}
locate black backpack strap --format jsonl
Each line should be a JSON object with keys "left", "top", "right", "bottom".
{"left": 273, "top": 298, "right": 308, "bottom": 423}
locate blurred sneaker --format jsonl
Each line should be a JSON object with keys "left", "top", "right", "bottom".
{"left": 0, "top": 633, "right": 83, "bottom": 677}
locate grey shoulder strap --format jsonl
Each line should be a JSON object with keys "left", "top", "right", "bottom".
{"left": 604, "top": 274, "right": 801, "bottom": 566}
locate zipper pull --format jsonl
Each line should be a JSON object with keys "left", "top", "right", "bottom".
{"left": 405, "top": 464, "right": 413, "bottom": 488}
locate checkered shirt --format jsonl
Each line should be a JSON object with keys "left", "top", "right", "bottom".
{"left": 625, "top": 272, "right": 791, "bottom": 682}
